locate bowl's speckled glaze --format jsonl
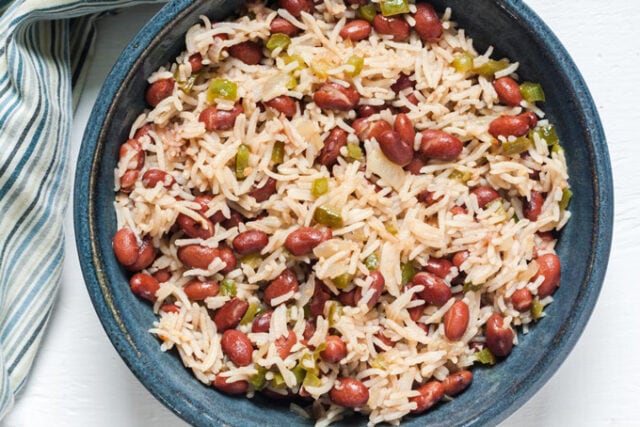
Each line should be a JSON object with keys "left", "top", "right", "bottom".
{"left": 74, "top": 1, "right": 613, "bottom": 425}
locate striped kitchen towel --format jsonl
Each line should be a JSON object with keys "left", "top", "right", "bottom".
{"left": 0, "top": 0, "right": 162, "bottom": 418}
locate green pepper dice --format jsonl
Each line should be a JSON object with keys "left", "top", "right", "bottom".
{"left": 313, "top": 205, "right": 344, "bottom": 228}
{"left": 271, "top": 141, "right": 285, "bottom": 165}
{"left": 347, "top": 143, "right": 363, "bottom": 160}
{"left": 235, "top": 144, "right": 250, "bottom": 179}
{"left": 220, "top": 279, "right": 237, "bottom": 297}
{"left": 381, "top": 0, "right": 410, "bottom": 17}
{"left": 346, "top": 55, "right": 364, "bottom": 77}
{"left": 266, "top": 33, "right": 291, "bottom": 51}
{"left": 502, "top": 137, "right": 531, "bottom": 156}
{"left": 452, "top": 52, "right": 474, "bottom": 73}
{"left": 357, "top": 4, "right": 377, "bottom": 22}
{"left": 474, "top": 59, "right": 509, "bottom": 78}
{"left": 520, "top": 82, "right": 546, "bottom": 103}
{"left": 312, "top": 177, "right": 329, "bottom": 197}
{"left": 207, "top": 78, "right": 238, "bottom": 102}
{"left": 365, "top": 254, "right": 379, "bottom": 270}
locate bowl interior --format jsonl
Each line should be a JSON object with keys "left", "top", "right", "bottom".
{"left": 75, "top": 0, "right": 613, "bottom": 426}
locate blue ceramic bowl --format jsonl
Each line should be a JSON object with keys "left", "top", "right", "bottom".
{"left": 74, "top": 1, "right": 613, "bottom": 425}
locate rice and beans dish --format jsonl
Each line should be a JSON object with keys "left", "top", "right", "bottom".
{"left": 111, "top": 0, "right": 572, "bottom": 424}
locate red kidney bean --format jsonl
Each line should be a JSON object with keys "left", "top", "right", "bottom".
{"left": 218, "top": 246, "right": 237, "bottom": 273}
{"left": 270, "top": 17, "right": 299, "bottom": 36}
{"left": 340, "top": 20, "right": 371, "bottom": 41}
{"left": 318, "top": 127, "right": 348, "bottom": 166}
{"left": 413, "top": 272, "right": 451, "bottom": 306}
{"left": 176, "top": 213, "right": 214, "bottom": 240}
{"left": 192, "top": 194, "right": 213, "bottom": 215}
{"left": 188, "top": 53, "right": 203, "bottom": 73}
{"left": 425, "top": 258, "right": 453, "bottom": 279}
{"left": 177, "top": 244, "right": 236, "bottom": 273}
{"left": 442, "top": 370, "right": 473, "bottom": 396}
{"left": 212, "top": 32, "right": 229, "bottom": 43}
{"left": 275, "top": 330, "right": 297, "bottom": 358}
{"left": 310, "top": 280, "right": 331, "bottom": 317}
{"left": 228, "top": 41, "right": 263, "bottom": 65}
{"left": 330, "top": 378, "right": 369, "bottom": 408}
{"left": 406, "top": 157, "right": 427, "bottom": 175}
{"left": 337, "top": 287, "right": 356, "bottom": 306}
{"left": 119, "top": 139, "right": 145, "bottom": 170}
{"left": 378, "top": 129, "right": 414, "bottom": 166}
{"left": 264, "top": 269, "right": 299, "bottom": 306}
{"left": 284, "top": 227, "right": 332, "bottom": 256}
{"left": 153, "top": 268, "right": 171, "bottom": 283}
{"left": 199, "top": 104, "right": 244, "bottom": 131}
{"left": 314, "top": 82, "right": 360, "bottom": 111}
{"left": 489, "top": 112, "right": 538, "bottom": 138}
{"left": 213, "top": 375, "right": 248, "bottom": 394}
{"left": 444, "top": 300, "right": 469, "bottom": 341}
{"left": 419, "top": 129, "right": 463, "bottom": 160}
{"left": 523, "top": 190, "right": 544, "bottom": 221}
{"left": 213, "top": 298, "right": 249, "bottom": 332}
{"left": 119, "top": 169, "right": 138, "bottom": 192}
{"left": 452, "top": 250, "right": 469, "bottom": 268}
{"left": 391, "top": 73, "right": 415, "bottom": 93}
{"left": 184, "top": 280, "right": 219, "bottom": 300}
{"left": 416, "top": 189, "right": 439, "bottom": 205}
{"left": 374, "top": 331, "right": 395, "bottom": 350}
{"left": 221, "top": 329, "right": 253, "bottom": 366}
{"left": 265, "top": 95, "right": 297, "bottom": 118}
{"left": 485, "top": 313, "right": 514, "bottom": 357}
{"left": 522, "top": 112, "right": 538, "bottom": 128}
{"left": 113, "top": 228, "right": 139, "bottom": 266}
{"left": 471, "top": 186, "right": 500, "bottom": 209}
{"left": 278, "top": 0, "right": 313, "bottom": 18}
{"left": 252, "top": 310, "right": 273, "bottom": 333}
{"left": 372, "top": 15, "right": 410, "bottom": 42}
{"left": 145, "top": 78, "right": 174, "bottom": 107}
{"left": 535, "top": 253, "right": 561, "bottom": 297}
{"left": 416, "top": 322, "right": 430, "bottom": 334}
{"left": 352, "top": 118, "right": 392, "bottom": 143}
{"left": 232, "top": 230, "right": 269, "bottom": 255}
{"left": 357, "top": 105, "right": 384, "bottom": 118}
{"left": 141, "top": 169, "right": 175, "bottom": 189}
{"left": 355, "top": 270, "right": 385, "bottom": 309}
{"left": 249, "top": 177, "right": 278, "bottom": 203}
{"left": 320, "top": 335, "right": 347, "bottom": 363}
{"left": 160, "top": 303, "right": 179, "bottom": 313}
{"left": 538, "top": 231, "right": 555, "bottom": 242}
{"left": 450, "top": 206, "right": 467, "bottom": 216}
{"left": 493, "top": 77, "right": 522, "bottom": 106}
{"left": 511, "top": 288, "right": 533, "bottom": 312}
{"left": 398, "top": 92, "right": 419, "bottom": 113}
{"left": 410, "top": 381, "right": 444, "bottom": 414}
{"left": 129, "top": 273, "right": 160, "bottom": 302}
{"left": 126, "top": 236, "right": 157, "bottom": 272}
{"left": 345, "top": 0, "right": 366, "bottom": 4}
{"left": 408, "top": 303, "right": 425, "bottom": 322}
{"left": 413, "top": 3, "right": 443, "bottom": 43}
{"left": 394, "top": 113, "right": 415, "bottom": 145}
{"left": 302, "top": 319, "right": 316, "bottom": 343}
{"left": 134, "top": 124, "right": 154, "bottom": 139}
{"left": 221, "top": 211, "right": 244, "bottom": 230}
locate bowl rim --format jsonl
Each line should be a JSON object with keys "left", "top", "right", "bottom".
{"left": 74, "top": 0, "right": 614, "bottom": 425}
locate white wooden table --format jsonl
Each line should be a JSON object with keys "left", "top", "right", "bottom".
{"left": 4, "top": 1, "right": 639, "bottom": 425}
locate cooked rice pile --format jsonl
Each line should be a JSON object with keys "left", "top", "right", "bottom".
{"left": 113, "top": 1, "right": 571, "bottom": 425}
